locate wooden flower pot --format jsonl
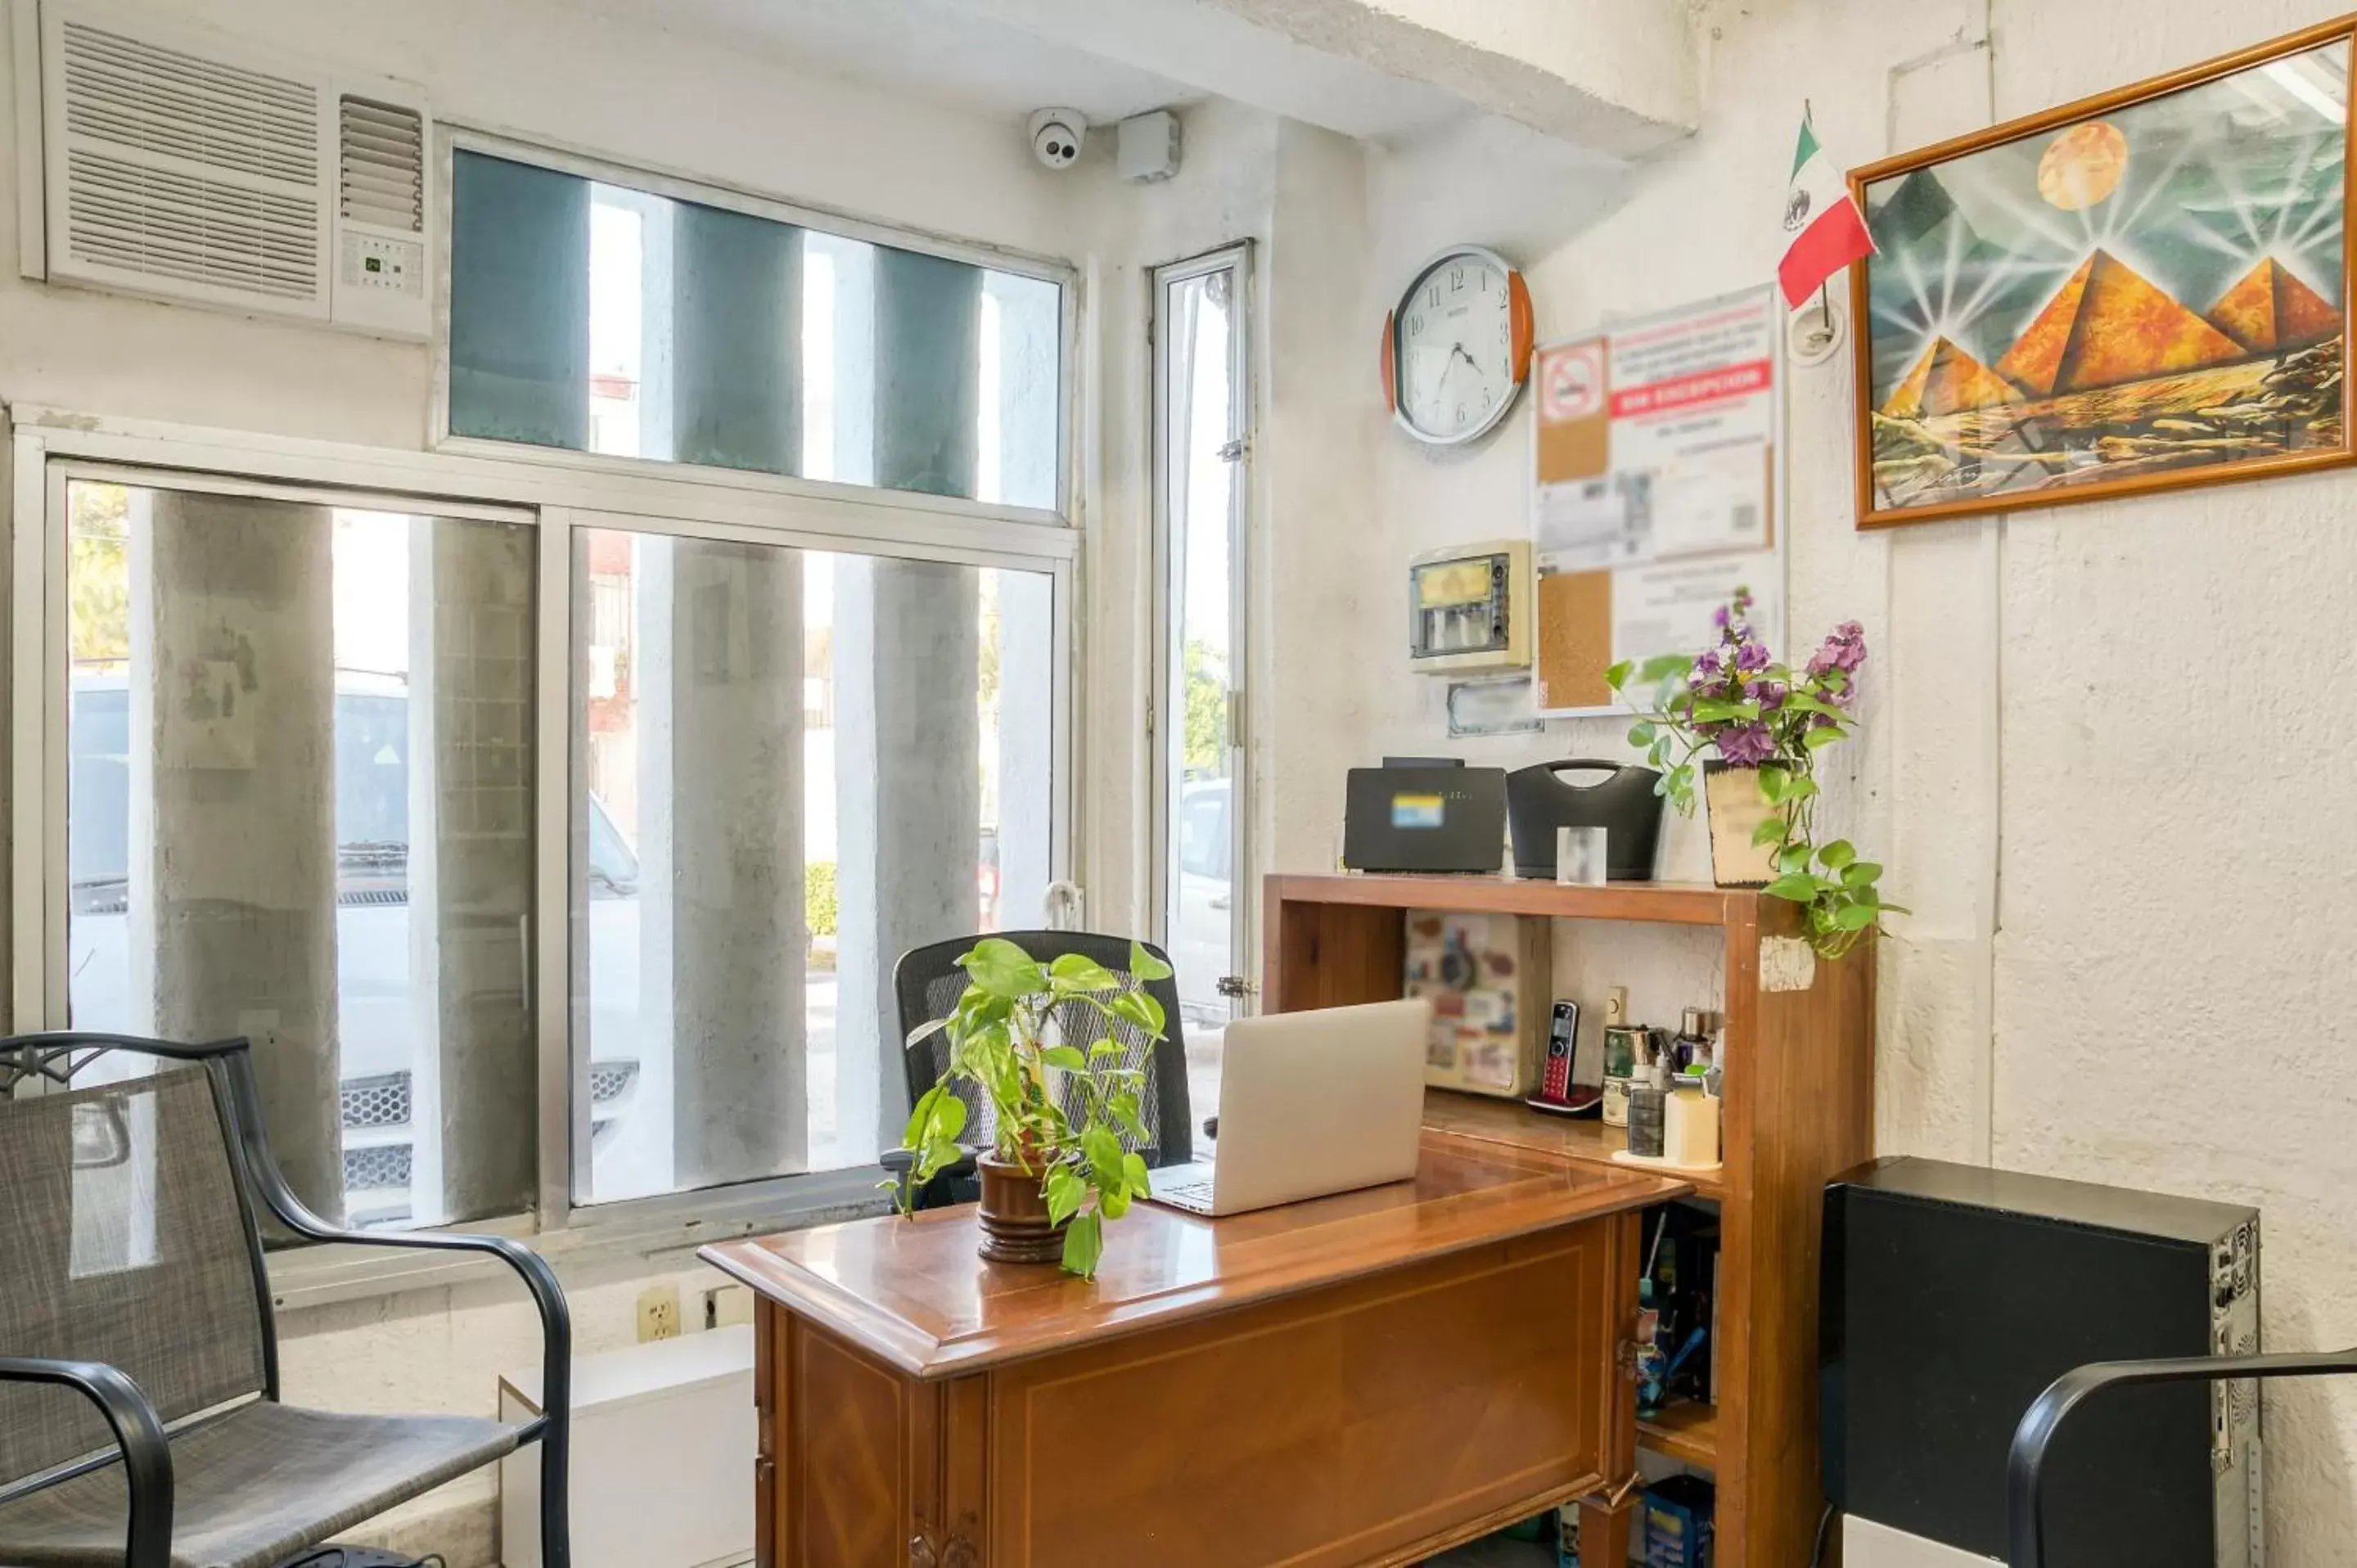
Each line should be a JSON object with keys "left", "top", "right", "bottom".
{"left": 976, "top": 1153, "right": 1067, "bottom": 1264}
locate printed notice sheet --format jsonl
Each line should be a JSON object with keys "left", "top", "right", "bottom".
{"left": 1529, "top": 286, "right": 1787, "bottom": 714}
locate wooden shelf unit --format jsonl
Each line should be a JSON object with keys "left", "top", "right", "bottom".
{"left": 1262, "top": 873, "right": 1875, "bottom": 1568}
{"left": 1636, "top": 1400, "right": 1719, "bottom": 1470}
{"left": 1422, "top": 1088, "right": 1728, "bottom": 1202}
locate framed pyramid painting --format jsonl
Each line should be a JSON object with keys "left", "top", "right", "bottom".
{"left": 1849, "top": 17, "right": 2356, "bottom": 528}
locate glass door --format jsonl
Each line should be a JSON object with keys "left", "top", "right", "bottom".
{"left": 1153, "top": 244, "right": 1253, "bottom": 1100}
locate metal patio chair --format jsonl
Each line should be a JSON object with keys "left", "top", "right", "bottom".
{"left": 0, "top": 1032, "right": 570, "bottom": 1568}
{"left": 2007, "top": 1343, "right": 2357, "bottom": 1567}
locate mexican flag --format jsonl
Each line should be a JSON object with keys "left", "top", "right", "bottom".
{"left": 1778, "top": 111, "right": 1875, "bottom": 308}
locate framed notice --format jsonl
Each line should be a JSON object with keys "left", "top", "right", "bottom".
{"left": 1530, "top": 285, "right": 1788, "bottom": 716}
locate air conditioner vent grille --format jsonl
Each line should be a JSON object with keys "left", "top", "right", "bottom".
{"left": 60, "top": 18, "right": 318, "bottom": 187}
{"left": 339, "top": 97, "right": 422, "bottom": 233}
{"left": 65, "top": 146, "right": 318, "bottom": 299}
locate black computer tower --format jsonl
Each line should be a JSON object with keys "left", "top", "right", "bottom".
{"left": 1821, "top": 1157, "right": 2260, "bottom": 1567}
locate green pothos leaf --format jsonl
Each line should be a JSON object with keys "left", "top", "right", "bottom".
{"left": 1043, "top": 1165, "right": 1088, "bottom": 1226}
{"left": 1061, "top": 1210, "right": 1105, "bottom": 1278}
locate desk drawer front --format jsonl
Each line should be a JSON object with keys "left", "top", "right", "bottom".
{"left": 988, "top": 1232, "right": 1610, "bottom": 1568}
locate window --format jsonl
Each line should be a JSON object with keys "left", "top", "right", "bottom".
{"left": 446, "top": 147, "right": 1064, "bottom": 510}
{"left": 1153, "top": 246, "right": 1254, "bottom": 1142}
{"left": 28, "top": 140, "right": 1076, "bottom": 1252}
{"left": 570, "top": 526, "right": 1056, "bottom": 1205}
{"left": 64, "top": 479, "right": 536, "bottom": 1230}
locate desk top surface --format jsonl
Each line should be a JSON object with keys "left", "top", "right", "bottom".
{"left": 700, "top": 1129, "right": 1684, "bottom": 1379}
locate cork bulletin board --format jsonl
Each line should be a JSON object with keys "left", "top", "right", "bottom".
{"left": 1530, "top": 285, "right": 1788, "bottom": 716}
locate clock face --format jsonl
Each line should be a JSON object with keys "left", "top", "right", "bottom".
{"left": 1394, "top": 250, "right": 1523, "bottom": 444}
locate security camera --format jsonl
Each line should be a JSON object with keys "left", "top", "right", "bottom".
{"left": 1029, "top": 108, "right": 1086, "bottom": 171}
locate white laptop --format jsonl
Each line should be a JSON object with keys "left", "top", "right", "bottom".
{"left": 1147, "top": 998, "right": 1432, "bottom": 1217}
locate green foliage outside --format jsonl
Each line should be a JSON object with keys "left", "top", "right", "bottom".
{"left": 1182, "top": 638, "right": 1227, "bottom": 776}
{"left": 805, "top": 859, "right": 838, "bottom": 938}
{"left": 69, "top": 484, "right": 131, "bottom": 667}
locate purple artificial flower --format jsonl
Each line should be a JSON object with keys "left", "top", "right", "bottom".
{"left": 1754, "top": 679, "right": 1788, "bottom": 712}
{"left": 1713, "top": 588, "right": 1756, "bottom": 642}
{"left": 1715, "top": 723, "right": 1777, "bottom": 766}
{"left": 1734, "top": 639, "right": 1771, "bottom": 674}
{"left": 1809, "top": 620, "right": 1868, "bottom": 677}
{"left": 1694, "top": 648, "right": 1723, "bottom": 677}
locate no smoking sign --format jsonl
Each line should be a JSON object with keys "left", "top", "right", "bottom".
{"left": 1541, "top": 343, "right": 1605, "bottom": 423}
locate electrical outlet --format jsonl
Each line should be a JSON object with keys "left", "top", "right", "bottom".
{"left": 637, "top": 1283, "right": 681, "bottom": 1342}
{"left": 704, "top": 1284, "right": 753, "bottom": 1331}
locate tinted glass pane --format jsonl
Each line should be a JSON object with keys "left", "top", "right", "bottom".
{"left": 65, "top": 480, "right": 536, "bottom": 1232}
{"left": 449, "top": 151, "right": 1062, "bottom": 509}
{"left": 572, "top": 528, "right": 1056, "bottom": 1204}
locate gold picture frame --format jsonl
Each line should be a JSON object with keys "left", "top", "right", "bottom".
{"left": 1850, "top": 16, "right": 2357, "bottom": 529}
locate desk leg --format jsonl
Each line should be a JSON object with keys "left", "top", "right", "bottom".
{"left": 755, "top": 1296, "right": 777, "bottom": 1568}
{"left": 1576, "top": 1209, "right": 1646, "bottom": 1565}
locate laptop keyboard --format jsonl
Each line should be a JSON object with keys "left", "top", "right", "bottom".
{"left": 1154, "top": 1175, "right": 1216, "bottom": 1213}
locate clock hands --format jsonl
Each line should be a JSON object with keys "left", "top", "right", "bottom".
{"left": 1434, "top": 342, "right": 1478, "bottom": 396}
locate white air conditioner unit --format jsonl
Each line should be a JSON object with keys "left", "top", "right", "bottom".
{"left": 33, "top": 0, "right": 432, "bottom": 339}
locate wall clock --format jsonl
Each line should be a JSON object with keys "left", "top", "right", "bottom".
{"left": 1381, "top": 245, "right": 1535, "bottom": 447}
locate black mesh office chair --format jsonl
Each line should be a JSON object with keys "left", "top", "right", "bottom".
{"left": 0, "top": 1033, "right": 570, "bottom": 1568}
{"left": 886, "top": 931, "right": 1192, "bottom": 1210}
{"left": 2008, "top": 1345, "right": 2357, "bottom": 1567}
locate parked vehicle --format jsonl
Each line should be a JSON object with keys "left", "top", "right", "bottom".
{"left": 67, "top": 673, "right": 647, "bottom": 1226}
{"left": 70, "top": 672, "right": 1003, "bottom": 1220}
{"left": 1171, "top": 776, "right": 1234, "bottom": 1025}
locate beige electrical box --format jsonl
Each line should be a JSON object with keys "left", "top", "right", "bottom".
{"left": 1408, "top": 539, "right": 1531, "bottom": 673}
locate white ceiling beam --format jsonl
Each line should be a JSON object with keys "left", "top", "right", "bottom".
{"left": 942, "top": 0, "right": 1699, "bottom": 153}
{"left": 1200, "top": 0, "right": 1700, "bottom": 155}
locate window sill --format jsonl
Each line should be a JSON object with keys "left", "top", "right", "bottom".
{"left": 266, "top": 1165, "right": 897, "bottom": 1313}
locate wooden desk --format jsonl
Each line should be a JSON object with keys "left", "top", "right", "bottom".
{"left": 702, "top": 1131, "right": 1684, "bottom": 1568}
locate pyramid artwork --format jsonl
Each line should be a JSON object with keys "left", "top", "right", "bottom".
{"left": 2207, "top": 258, "right": 2343, "bottom": 353}
{"left": 1881, "top": 336, "right": 2022, "bottom": 418}
{"left": 1995, "top": 250, "right": 2247, "bottom": 397}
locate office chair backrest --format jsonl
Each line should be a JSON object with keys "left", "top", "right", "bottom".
{"left": 0, "top": 1057, "right": 270, "bottom": 1489}
{"left": 895, "top": 930, "right": 1192, "bottom": 1169}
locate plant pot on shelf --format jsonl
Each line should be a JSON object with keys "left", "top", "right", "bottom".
{"left": 1702, "top": 761, "right": 1778, "bottom": 888}
{"left": 975, "top": 1152, "right": 1068, "bottom": 1265}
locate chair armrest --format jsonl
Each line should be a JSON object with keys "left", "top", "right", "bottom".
{"left": 0, "top": 1356, "right": 174, "bottom": 1568}
{"left": 211, "top": 1051, "right": 571, "bottom": 1451}
{"left": 2008, "top": 1345, "right": 2357, "bottom": 1568}
{"left": 880, "top": 1147, "right": 978, "bottom": 1209}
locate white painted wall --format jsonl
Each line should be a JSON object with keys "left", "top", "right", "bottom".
{"left": 1314, "top": 1, "right": 2357, "bottom": 1557}
{"left": 1071, "top": 96, "right": 1282, "bottom": 935}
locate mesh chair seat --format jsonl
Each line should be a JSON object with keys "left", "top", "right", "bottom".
{"left": 0, "top": 1400, "right": 522, "bottom": 1568}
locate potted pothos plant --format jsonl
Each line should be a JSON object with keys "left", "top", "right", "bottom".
{"left": 1607, "top": 589, "right": 1904, "bottom": 959}
{"left": 895, "top": 936, "right": 1169, "bottom": 1278}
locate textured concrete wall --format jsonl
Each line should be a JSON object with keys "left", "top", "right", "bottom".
{"left": 128, "top": 489, "right": 345, "bottom": 1220}
{"left": 1323, "top": 1, "right": 2357, "bottom": 1555}
{"left": 408, "top": 519, "right": 539, "bottom": 1225}
{"left": 638, "top": 537, "right": 809, "bottom": 1188}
